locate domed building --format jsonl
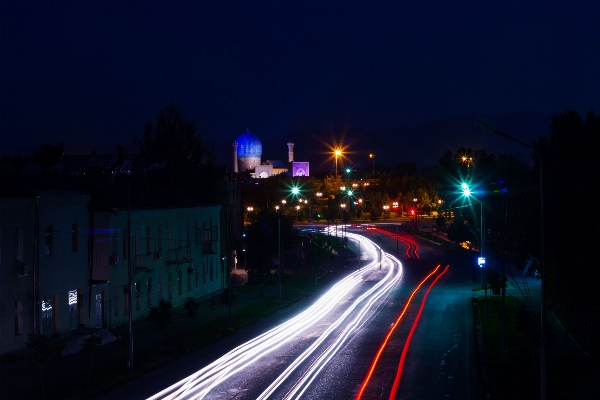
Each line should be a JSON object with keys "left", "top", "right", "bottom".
{"left": 233, "top": 130, "right": 262, "bottom": 172}
{"left": 232, "top": 130, "right": 308, "bottom": 177}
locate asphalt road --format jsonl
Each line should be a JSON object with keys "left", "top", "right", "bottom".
{"left": 105, "top": 228, "right": 483, "bottom": 400}
{"left": 357, "top": 228, "right": 483, "bottom": 399}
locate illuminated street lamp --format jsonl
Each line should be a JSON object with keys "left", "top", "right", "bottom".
{"left": 369, "top": 153, "right": 375, "bottom": 175}
{"left": 462, "top": 182, "right": 487, "bottom": 317}
{"left": 383, "top": 204, "right": 390, "bottom": 220}
{"left": 281, "top": 199, "right": 286, "bottom": 214}
{"left": 334, "top": 149, "right": 342, "bottom": 177}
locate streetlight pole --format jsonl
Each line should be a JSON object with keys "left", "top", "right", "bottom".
{"left": 369, "top": 153, "right": 375, "bottom": 175}
{"left": 334, "top": 149, "right": 342, "bottom": 178}
{"left": 278, "top": 207, "right": 281, "bottom": 304}
{"left": 462, "top": 183, "right": 487, "bottom": 317}
{"left": 476, "top": 118, "right": 546, "bottom": 400}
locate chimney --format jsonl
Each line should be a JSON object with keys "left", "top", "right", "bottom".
{"left": 287, "top": 142, "right": 294, "bottom": 174}
{"left": 232, "top": 142, "right": 239, "bottom": 173}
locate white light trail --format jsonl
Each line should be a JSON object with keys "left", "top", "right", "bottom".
{"left": 148, "top": 233, "right": 402, "bottom": 400}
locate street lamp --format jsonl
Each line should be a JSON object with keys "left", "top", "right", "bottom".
{"left": 369, "top": 153, "right": 375, "bottom": 175}
{"left": 334, "top": 149, "right": 342, "bottom": 177}
{"left": 413, "top": 198, "right": 418, "bottom": 230}
{"left": 281, "top": 199, "right": 286, "bottom": 214}
{"left": 476, "top": 118, "right": 546, "bottom": 399}
{"left": 383, "top": 204, "right": 389, "bottom": 220}
{"left": 462, "top": 183, "right": 487, "bottom": 317}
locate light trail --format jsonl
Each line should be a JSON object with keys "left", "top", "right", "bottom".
{"left": 355, "top": 264, "right": 441, "bottom": 400}
{"left": 148, "top": 233, "right": 400, "bottom": 400}
{"left": 388, "top": 264, "right": 450, "bottom": 399}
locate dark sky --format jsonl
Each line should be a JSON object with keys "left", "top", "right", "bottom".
{"left": 1, "top": 0, "right": 599, "bottom": 168}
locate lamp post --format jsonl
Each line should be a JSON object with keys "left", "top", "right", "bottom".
{"left": 413, "top": 197, "right": 418, "bottom": 230}
{"left": 383, "top": 204, "right": 389, "bottom": 220}
{"left": 369, "top": 153, "right": 375, "bottom": 175}
{"left": 476, "top": 118, "right": 546, "bottom": 399}
{"left": 334, "top": 149, "right": 342, "bottom": 177}
{"left": 462, "top": 183, "right": 487, "bottom": 317}
{"left": 281, "top": 199, "right": 286, "bottom": 215}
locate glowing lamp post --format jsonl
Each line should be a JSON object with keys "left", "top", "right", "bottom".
{"left": 334, "top": 149, "right": 342, "bottom": 177}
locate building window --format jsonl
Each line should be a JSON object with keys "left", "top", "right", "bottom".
{"left": 114, "top": 290, "right": 119, "bottom": 316}
{"left": 146, "top": 226, "right": 152, "bottom": 255}
{"left": 135, "top": 282, "right": 141, "bottom": 311}
{"left": 158, "top": 275, "right": 162, "bottom": 300}
{"left": 147, "top": 278, "right": 152, "bottom": 307}
{"left": 42, "top": 295, "right": 54, "bottom": 336}
{"left": 71, "top": 223, "right": 78, "bottom": 252}
{"left": 123, "top": 286, "right": 129, "bottom": 315}
{"left": 178, "top": 270, "right": 183, "bottom": 296}
{"left": 45, "top": 226, "right": 53, "bottom": 256}
{"left": 203, "top": 262, "right": 207, "bottom": 285}
{"left": 15, "top": 301, "right": 23, "bottom": 335}
{"left": 68, "top": 289, "right": 78, "bottom": 331}
{"left": 123, "top": 229, "right": 129, "bottom": 259}
{"left": 187, "top": 268, "right": 192, "bottom": 292}
{"left": 168, "top": 274, "right": 172, "bottom": 299}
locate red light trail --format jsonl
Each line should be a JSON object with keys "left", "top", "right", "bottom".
{"left": 355, "top": 264, "right": 442, "bottom": 400}
{"left": 388, "top": 264, "right": 450, "bottom": 399}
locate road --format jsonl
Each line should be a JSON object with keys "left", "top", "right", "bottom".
{"left": 142, "top": 226, "right": 482, "bottom": 399}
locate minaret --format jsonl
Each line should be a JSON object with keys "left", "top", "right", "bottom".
{"left": 287, "top": 142, "right": 294, "bottom": 173}
{"left": 232, "top": 142, "right": 239, "bottom": 173}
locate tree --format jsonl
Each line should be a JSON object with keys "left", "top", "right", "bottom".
{"left": 183, "top": 297, "right": 200, "bottom": 319}
{"left": 148, "top": 299, "right": 174, "bottom": 359}
{"left": 26, "top": 334, "right": 55, "bottom": 399}
{"left": 134, "top": 103, "right": 215, "bottom": 192}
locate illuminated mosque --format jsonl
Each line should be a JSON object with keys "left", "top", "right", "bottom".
{"left": 232, "top": 130, "right": 309, "bottom": 178}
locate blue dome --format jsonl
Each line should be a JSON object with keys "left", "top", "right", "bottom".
{"left": 236, "top": 130, "right": 262, "bottom": 157}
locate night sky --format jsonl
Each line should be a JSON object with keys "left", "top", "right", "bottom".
{"left": 1, "top": 0, "right": 599, "bottom": 169}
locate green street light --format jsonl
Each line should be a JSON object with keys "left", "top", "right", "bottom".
{"left": 291, "top": 186, "right": 299, "bottom": 196}
{"left": 461, "top": 182, "right": 487, "bottom": 317}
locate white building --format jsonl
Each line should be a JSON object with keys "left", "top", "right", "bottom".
{"left": 0, "top": 190, "right": 90, "bottom": 354}
{"left": 89, "top": 204, "right": 222, "bottom": 328}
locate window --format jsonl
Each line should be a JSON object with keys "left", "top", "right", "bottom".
{"left": 123, "top": 286, "right": 129, "bottom": 315}
{"left": 135, "top": 282, "right": 141, "bottom": 311}
{"left": 187, "top": 268, "right": 192, "bottom": 292}
{"left": 45, "top": 226, "right": 53, "bottom": 256}
{"left": 157, "top": 275, "right": 162, "bottom": 300}
{"left": 186, "top": 222, "right": 191, "bottom": 248}
{"left": 147, "top": 278, "right": 152, "bottom": 307}
{"left": 123, "top": 229, "right": 129, "bottom": 259}
{"left": 168, "top": 274, "right": 172, "bottom": 299}
{"left": 157, "top": 225, "right": 163, "bottom": 251}
{"left": 177, "top": 224, "right": 183, "bottom": 249}
{"left": 178, "top": 270, "right": 182, "bottom": 296}
{"left": 68, "top": 289, "right": 78, "bottom": 330}
{"left": 112, "top": 233, "right": 118, "bottom": 257}
{"left": 71, "top": 223, "right": 78, "bottom": 252}
{"left": 146, "top": 226, "right": 151, "bottom": 255}
{"left": 203, "top": 262, "right": 207, "bottom": 285}
{"left": 15, "top": 301, "right": 23, "bottom": 335}
{"left": 114, "top": 290, "right": 119, "bottom": 316}
{"left": 42, "top": 295, "right": 54, "bottom": 336}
